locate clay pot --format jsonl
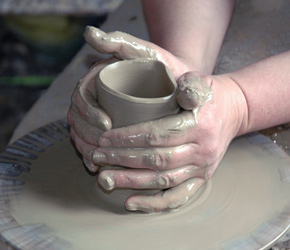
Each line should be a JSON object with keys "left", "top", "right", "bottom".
{"left": 96, "top": 60, "right": 180, "bottom": 128}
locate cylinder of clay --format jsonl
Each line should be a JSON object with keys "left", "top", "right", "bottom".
{"left": 96, "top": 60, "right": 180, "bottom": 128}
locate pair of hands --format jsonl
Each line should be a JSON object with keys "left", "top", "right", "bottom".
{"left": 67, "top": 26, "right": 245, "bottom": 213}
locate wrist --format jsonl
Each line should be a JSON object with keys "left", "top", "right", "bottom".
{"left": 225, "top": 75, "right": 249, "bottom": 137}
{"left": 174, "top": 54, "right": 214, "bottom": 76}
{"left": 213, "top": 74, "right": 249, "bottom": 138}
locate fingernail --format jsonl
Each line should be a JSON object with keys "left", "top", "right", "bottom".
{"left": 98, "top": 137, "right": 111, "bottom": 147}
{"left": 83, "top": 158, "right": 99, "bottom": 172}
{"left": 87, "top": 163, "right": 99, "bottom": 172}
{"left": 126, "top": 202, "right": 138, "bottom": 211}
{"left": 86, "top": 162, "right": 99, "bottom": 172}
{"left": 93, "top": 151, "right": 106, "bottom": 163}
{"left": 99, "top": 172, "right": 115, "bottom": 190}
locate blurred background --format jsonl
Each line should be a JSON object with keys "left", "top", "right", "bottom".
{"left": 1, "top": 0, "right": 290, "bottom": 158}
{"left": 0, "top": 0, "right": 123, "bottom": 152}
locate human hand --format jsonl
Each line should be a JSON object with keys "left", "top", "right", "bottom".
{"left": 93, "top": 72, "right": 246, "bottom": 212}
{"left": 67, "top": 57, "right": 118, "bottom": 172}
{"left": 83, "top": 26, "right": 191, "bottom": 79}
{"left": 68, "top": 26, "right": 247, "bottom": 213}
{"left": 68, "top": 26, "right": 193, "bottom": 171}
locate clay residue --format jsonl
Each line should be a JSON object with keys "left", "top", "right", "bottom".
{"left": 10, "top": 135, "right": 290, "bottom": 249}
{"left": 177, "top": 72, "right": 213, "bottom": 113}
{"left": 96, "top": 60, "right": 179, "bottom": 128}
{"left": 84, "top": 26, "right": 166, "bottom": 64}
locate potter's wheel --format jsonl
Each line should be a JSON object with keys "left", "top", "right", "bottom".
{"left": 0, "top": 120, "right": 290, "bottom": 250}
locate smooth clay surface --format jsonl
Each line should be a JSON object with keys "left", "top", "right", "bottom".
{"left": 97, "top": 60, "right": 179, "bottom": 128}
{"left": 9, "top": 129, "right": 290, "bottom": 250}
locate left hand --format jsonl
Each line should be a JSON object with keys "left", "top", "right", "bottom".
{"left": 68, "top": 26, "right": 191, "bottom": 172}
{"left": 68, "top": 57, "right": 118, "bottom": 172}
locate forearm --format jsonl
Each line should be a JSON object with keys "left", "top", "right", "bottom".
{"left": 142, "top": 0, "right": 235, "bottom": 74}
{"left": 225, "top": 50, "right": 290, "bottom": 135}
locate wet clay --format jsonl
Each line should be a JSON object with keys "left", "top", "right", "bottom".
{"left": 177, "top": 72, "right": 213, "bottom": 112}
{"left": 96, "top": 60, "right": 180, "bottom": 128}
{"left": 84, "top": 26, "right": 166, "bottom": 64}
{"left": 9, "top": 127, "right": 290, "bottom": 250}
{"left": 95, "top": 59, "right": 183, "bottom": 210}
{"left": 94, "top": 61, "right": 213, "bottom": 211}
{"left": 85, "top": 26, "right": 213, "bottom": 120}
{"left": 86, "top": 27, "right": 214, "bottom": 211}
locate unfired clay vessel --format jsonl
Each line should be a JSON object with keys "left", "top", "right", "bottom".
{"left": 96, "top": 60, "right": 180, "bottom": 128}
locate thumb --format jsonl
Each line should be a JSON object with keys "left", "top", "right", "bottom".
{"left": 176, "top": 71, "right": 213, "bottom": 111}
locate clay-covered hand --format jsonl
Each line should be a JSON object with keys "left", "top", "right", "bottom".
{"left": 68, "top": 26, "right": 247, "bottom": 213}
{"left": 83, "top": 26, "right": 191, "bottom": 79}
{"left": 68, "top": 26, "right": 192, "bottom": 171}
{"left": 67, "top": 58, "right": 118, "bottom": 172}
{"left": 94, "top": 72, "right": 246, "bottom": 212}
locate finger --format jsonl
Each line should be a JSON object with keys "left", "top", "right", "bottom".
{"left": 98, "top": 112, "right": 196, "bottom": 148}
{"left": 125, "top": 178, "right": 205, "bottom": 212}
{"left": 98, "top": 165, "right": 207, "bottom": 191}
{"left": 84, "top": 26, "right": 165, "bottom": 62}
{"left": 83, "top": 157, "right": 99, "bottom": 173}
{"left": 92, "top": 143, "right": 206, "bottom": 171}
{"left": 177, "top": 72, "right": 213, "bottom": 111}
{"left": 70, "top": 127, "right": 96, "bottom": 162}
{"left": 67, "top": 108, "right": 103, "bottom": 145}
{"left": 70, "top": 128, "right": 100, "bottom": 173}
{"left": 70, "top": 58, "right": 116, "bottom": 130}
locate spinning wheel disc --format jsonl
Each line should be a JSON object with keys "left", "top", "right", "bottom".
{"left": 0, "top": 120, "right": 290, "bottom": 250}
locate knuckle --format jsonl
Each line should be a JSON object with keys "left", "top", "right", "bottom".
{"left": 145, "top": 125, "right": 165, "bottom": 146}
{"left": 143, "top": 150, "right": 170, "bottom": 170}
{"left": 177, "top": 112, "right": 196, "bottom": 132}
{"left": 144, "top": 114, "right": 196, "bottom": 147}
{"left": 156, "top": 173, "right": 177, "bottom": 189}
{"left": 156, "top": 175, "right": 170, "bottom": 189}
